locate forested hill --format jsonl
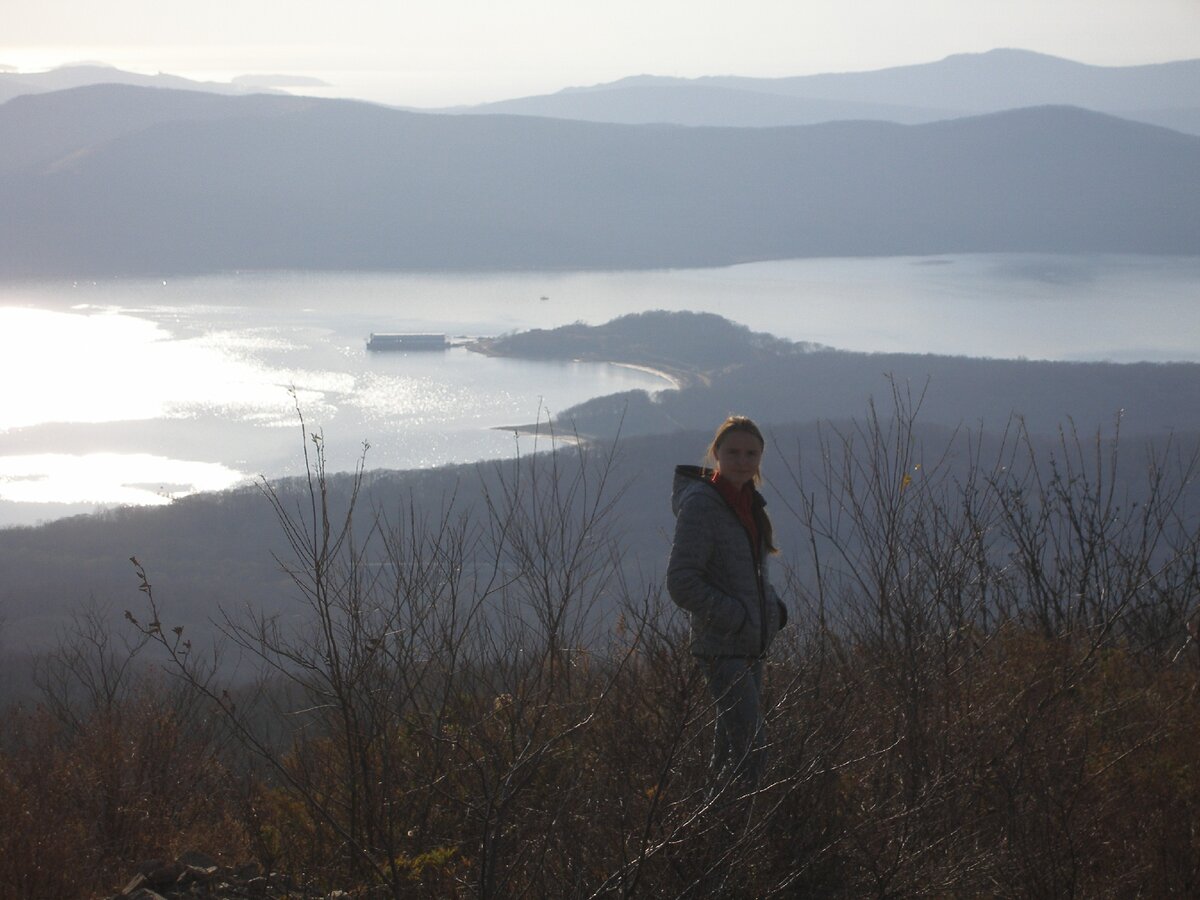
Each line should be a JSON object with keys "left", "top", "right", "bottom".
{"left": 479, "top": 311, "right": 1200, "bottom": 440}
{"left": 2, "top": 85, "right": 1198, "bottom": 276}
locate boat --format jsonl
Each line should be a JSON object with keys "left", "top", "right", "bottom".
{"left": 366, "top": 332, "right": 448, "bottom": 351}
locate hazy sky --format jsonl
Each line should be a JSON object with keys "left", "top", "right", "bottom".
{"left": 4, "top": 0, "right": 1199, "bottom": 107}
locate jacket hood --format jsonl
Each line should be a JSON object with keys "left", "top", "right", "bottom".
{"left": 671, "top": 464, "right": 770, "bottom": 518}
{"left": 671, "top": 465, "right": 717, "bottom": 516}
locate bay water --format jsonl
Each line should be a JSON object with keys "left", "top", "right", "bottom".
{"left": 1, "top": 253, "right": 1197, "bottom": 526}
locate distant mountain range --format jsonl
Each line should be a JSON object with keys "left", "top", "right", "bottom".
{"left": 1, "top": 82, "right": 1197, "bottom": 277}
{"left": 3, "top": 49, "right": 1199, "bottom": 133}
{"left": 450, "top": 49, "right": 1200, "bottom": 135}
{"left": 0, "top": 63, "right": 297, "bottom": 106}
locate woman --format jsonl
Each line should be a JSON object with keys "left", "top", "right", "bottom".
{"left": 667, "top": 416, "right": 787, "bottom": 788}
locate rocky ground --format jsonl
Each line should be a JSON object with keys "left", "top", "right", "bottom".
{"left": 106, "top": 851, "right": 361, "bottom": 900}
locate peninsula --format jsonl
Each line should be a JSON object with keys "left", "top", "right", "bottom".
{"left": 467, "top": 310, "right": 1200, "bottom": 441}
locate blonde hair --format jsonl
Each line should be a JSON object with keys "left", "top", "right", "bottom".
{"left": 706, "top": 415, "right": 766, "bottom": 485}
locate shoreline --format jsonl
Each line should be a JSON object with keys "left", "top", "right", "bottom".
{"left": 490, "top": 423, "right": 588, "bottom": 443}
{"left": 483, "top": 353, "right": 691, "bottom": 439}
{"left": 607, "top": 361, "right": 685, "bottom": 390}
{"left": 488, "top": 360, "right": 686, "bottom": 439}
{"left": 467, "top": 338, "right": 701, "bottom": 390}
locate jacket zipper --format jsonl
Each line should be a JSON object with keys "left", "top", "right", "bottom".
{"left": 735, "top": 498, "right": 768, "bottom": 656}
{"left": 709, "top": 478, "right": 769, "bottom": 655}
{"left": 750, "top": 533, "right": 767, "bottom": 655}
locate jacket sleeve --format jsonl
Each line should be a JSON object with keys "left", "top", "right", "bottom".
{"left": 667, "top": 495, "right": 748, "bottom": 635}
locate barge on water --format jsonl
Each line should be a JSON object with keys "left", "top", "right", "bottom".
{"left": 366, "top": 332, "right": 448, "bottom": 351}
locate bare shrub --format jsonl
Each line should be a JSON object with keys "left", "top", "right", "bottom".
{"left": 127, "top": 418, "right": 663, "bottom": 897}
{"left": 773, "top": 384, "right": 1200, "bottom": 895}
{"left": 5, "top": 392, "right": 1197, "bottom": 897}
{"left": 0, "top": 605, "right": 246, "bottom": 898}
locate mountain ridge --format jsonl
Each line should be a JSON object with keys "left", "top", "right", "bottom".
{"left": 5, "top": 49, "right": 1199, "bottom": 133}
{"left": 2, "top": 87, "right": 1196, "bottom": 277}
{"left": 0, "top": 62, "right": 290, "bottom": 105}
{"left": 451, "top": 49, "right": 1200, "bottom": 133}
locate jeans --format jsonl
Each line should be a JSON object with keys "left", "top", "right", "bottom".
{"left": 699, "top": 656, "right": 765, "bottom": 789}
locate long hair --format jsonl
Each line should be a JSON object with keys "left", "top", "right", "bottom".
{"left": 706, "top": 415, "right": 777, "bottom": 553}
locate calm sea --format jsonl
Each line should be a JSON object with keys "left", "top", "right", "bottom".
{"left": 2, "top": 253, "right": 1198, "bottom": 526}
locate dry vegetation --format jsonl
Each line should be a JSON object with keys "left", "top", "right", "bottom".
{"left": 2, "top": 398, "right": 1198, "bottom": 898}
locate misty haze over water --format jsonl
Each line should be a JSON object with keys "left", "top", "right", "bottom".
{"left": 9, "top": 253, "right": 1199, "bottom": 359}
{"left": 1, "top": 252, "right": 1198, "bottom": 526}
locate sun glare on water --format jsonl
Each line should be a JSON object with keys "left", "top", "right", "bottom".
{"left": 0, "top": 305, "right": 325, "bottom": 510}
{"left": 0, "top": 306, "right": 333, "bottom": 430}
{"left": 0, "top": 453, "right": 246, "bottom": 506}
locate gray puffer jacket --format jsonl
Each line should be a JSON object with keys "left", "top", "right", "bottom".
{"left": 667, "top": 465, "right": 786, "bottom": 658}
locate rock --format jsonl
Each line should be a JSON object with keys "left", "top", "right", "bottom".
{"left": 113, "top": 853, "right": 331, "bottom": 899}
{"left": 119, "top": 873, "right": 149, "bottom": 895}
{"left": 178, "top": 850, "right": 219, "bottom": 871}
{"left": 234, "top": 861, "right": 263, "bottom": 880}
{"left": 141, "top": 860, "right": 184, "bottom": 889}
{"left": 178, "top": 862, "right": 219, "bottom": 885}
